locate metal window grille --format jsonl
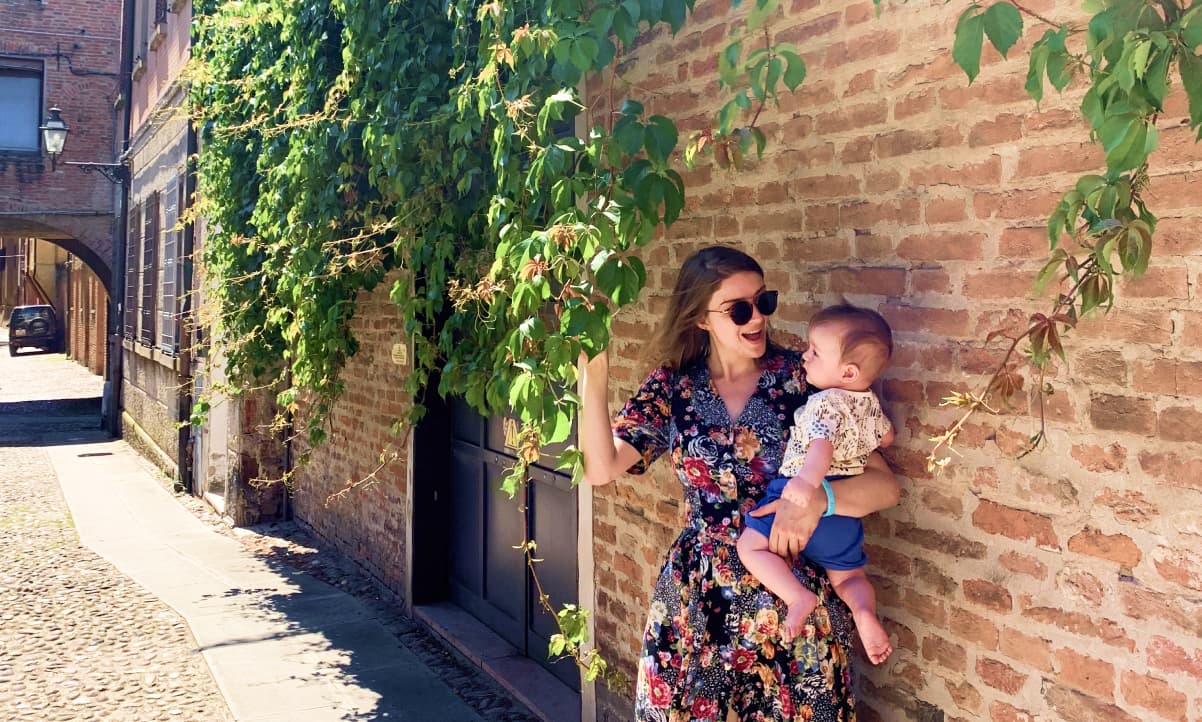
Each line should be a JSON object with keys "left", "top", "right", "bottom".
{"left": 124, "top": 204, "right": 141, "bottom": 339}
{"left": 154, "top": 0, "right": 168, "bottom": 24}
{"left": 159, "top": 180, "right": 180, "bottom": 355}
{"left": 139, "top": 191, "right": 159, "bottom": 346}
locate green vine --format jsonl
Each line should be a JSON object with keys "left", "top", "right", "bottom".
{"left": 192, "top": 0, "right": 805, "bottom": 684}
{"left": 929, "top": 0, "right": 1202, "bottom": 469}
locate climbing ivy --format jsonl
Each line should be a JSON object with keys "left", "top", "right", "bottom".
{"left": 192, "top": 0, "right": 803, "bottom": 682}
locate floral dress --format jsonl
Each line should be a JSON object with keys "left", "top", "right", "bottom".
{"left": 614, "top": 347, "right": 857, "bottom": 722}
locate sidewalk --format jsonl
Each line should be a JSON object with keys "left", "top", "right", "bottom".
{"left": 47, "top": 436, "right": 485, "bottom": 722}
{"left": 1, "top": 332, "right": 493, "bottom": 721}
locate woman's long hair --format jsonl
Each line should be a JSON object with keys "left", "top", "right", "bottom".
{"left": 645, "top": 245, "right": 767, "bottom": 370}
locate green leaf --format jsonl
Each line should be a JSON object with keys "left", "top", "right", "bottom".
{"left": 1185, "top": 15, "right": 1202, "bottom": 49}
{"left": 953, "top": 6, "right": 986, "bottom": 84}
{"left": 1045, "top": 28, "right": 1071, "bottom": 91}
{"left": 613, "top": 116, "right": 645, "bottom": 156}
{"left": 719, "top": 41, "right": 742, "bottom": 88}
{"left": 1026, "top": 36, "right": 1049, "bottom": 103}
{"left": 612, "top": 6, "right": 636, "bottom": 47}
{"left": 619, "top": 99, "right": 644, "bottom": 118}
{"left": 1181, "top": 51, "right": 1202, "bottom": 136}
{"left": 664, "top": 0, "right": 687, "bottom": 33}
{"left": 764, "top": 56, "right": 783, "bottom": 97}
{"left": 779, "top": 49, "right": 807, "bottom": 91}
{"left": 982, "top": 3, "right": 1023, "bottom": 58}
{"left": 644, "top": 115, "right": 678, "bottom": 166}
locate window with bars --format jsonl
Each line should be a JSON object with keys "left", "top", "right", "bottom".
{"left": 159, "top": 179, "right": 181, "bottom": 355}
{"left": 139, "top": 191, "right": 159, "bottom": 346}
{"left": 124, "top": 203, "right": 141, "bottom": 339}
{"left": 154, "top": 0, "right": 168, "bottom": 24}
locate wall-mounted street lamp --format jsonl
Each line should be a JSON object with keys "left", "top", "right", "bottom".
{"left": 39, "top": 107, "right": 69, "bottom": 170}
{"left": 39, "top": 105, "right": 130, "bottom": 184}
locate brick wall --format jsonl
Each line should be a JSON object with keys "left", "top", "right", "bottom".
{"left": 586, "top": 1, "right": 1202, "bottom": 721}
{"left": 0, "top": 0, "right": 123, "bottom": 274}
{"left": 68, "top": 254, "right": 108, "bottom": 376}
{"left": 290, "top": 270, "right": 413, "bottom": 599}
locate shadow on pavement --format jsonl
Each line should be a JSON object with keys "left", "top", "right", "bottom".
{"left": 0, "top": 397, "right": 108, "bottom": 447}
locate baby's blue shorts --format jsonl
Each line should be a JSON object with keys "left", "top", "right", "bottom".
{"left": 743, "top": 475, "right": 868, "bottom": 571}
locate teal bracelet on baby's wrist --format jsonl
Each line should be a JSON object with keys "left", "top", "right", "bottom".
{"left": 820, "top": 478, "right": 836, "bottom": 517}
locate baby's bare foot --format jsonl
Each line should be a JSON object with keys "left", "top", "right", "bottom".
{"left": 782, "top": 603, "right": 807, "bottom": 644}
{"left": 853, "top": 611, "right": 893, "bottom": 664}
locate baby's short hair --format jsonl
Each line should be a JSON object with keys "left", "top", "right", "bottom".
{"left": 809, "top": 304, "right": 893, "bottom": 381}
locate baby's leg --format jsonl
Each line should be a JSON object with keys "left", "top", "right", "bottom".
{"left": 737, "top": 529, "right": 817, "bottom": 643}
{"left": 826, "top": 567, "right": 892, "bottom": 664}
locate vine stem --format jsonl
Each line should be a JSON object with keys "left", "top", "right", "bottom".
{"left": 927, "top": 254, "right": 1098, "bottom": 465}
{"left": 1008, "top": 1, "right": 1062, "bottom": 30}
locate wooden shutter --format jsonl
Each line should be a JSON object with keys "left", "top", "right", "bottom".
{"left": 139, "top": 191, "right": 159, "bottom": 346}
{"left": 124, "top": 203, "right": 141, "bottom": 339}
{"left": 159, "top": 180, "right": 180, "bottom": 354}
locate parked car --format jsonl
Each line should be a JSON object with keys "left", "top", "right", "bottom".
{"left": 7, "top": 305, "right": 62, "bottom": 356}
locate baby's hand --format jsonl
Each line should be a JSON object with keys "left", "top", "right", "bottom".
{"left": 880, "top": 426, "right": 895, "bottom": 449}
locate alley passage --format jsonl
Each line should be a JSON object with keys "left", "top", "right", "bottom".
{"left": 0, "top": 342, "right": 233, "bottom": 721}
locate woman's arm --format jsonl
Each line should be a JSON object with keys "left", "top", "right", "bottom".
{"left": 579, "top": 350, "right": 642, "bottom": 486}
{"left": 750, "top": 450, "right": 900, "bottom": 558}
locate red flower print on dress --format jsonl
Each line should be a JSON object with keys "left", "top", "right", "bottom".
{"left": 691, "top": 697, "right": 718, "bottom": 719}
{"left": 682, "top": 457, "right": 711, "bottom": 486}
{"left": 647, "top": 671, "right": 673, "bottom": 709}
{"left": 732, "top": 647, "right": 757, "bottom": 672}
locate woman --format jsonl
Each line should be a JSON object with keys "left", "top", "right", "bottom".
{"left": 580, "top": 246, "right": 900, "bottom": 721}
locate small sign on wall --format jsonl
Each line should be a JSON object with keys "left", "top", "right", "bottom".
{"left": 390, "top": 342, "right": 408, "bottom": 366}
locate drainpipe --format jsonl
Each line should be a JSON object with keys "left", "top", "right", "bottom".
{"left": 176, "top": 124, "right": 197, "bottom": 494}
{"left": 104, "top": 0, "right": 135, "bottom": 434}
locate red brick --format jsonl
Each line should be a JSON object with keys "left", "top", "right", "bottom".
{"left": 962, "top": 270, "right": 1040, "bottom": 298}
{"left": 1043, "top": 682, "right": 1140, "bottom": 722}
{"left": 1158, "top": 405, "right": 1202, "bottom": 442}
{"left": 1148, "top": 636, "right": 1202, "bottom": 680}
{"left": 865, "top": 170, "right": 901, "bottom": 193}
{"left": 921, "top": 488, "right": 963, "bottom": 517}
{"left": 1155, "top": 216, "right": 1202, "bottom": 255}
{"left": 1016, "top": 142, "right": 1106, "bottom": 177}
{"left": 1056, "top": 648, "right": 1117, "bottom": 699}
{"left": 1153, "top": 546, "right": 1202, "bottom": 592}
{"left": 896, "top": 231, "right": 987, "bottom": 261}
{"left": 875, "top": 126, "right": 963, "bottom": 158}
{"left": 940, "top": 76, "right": 1029, "bottom": 109}
{"left": 945, "top": 677, "right": 983, "bottom": 714}
{"left": 1118, "top": 265, "right": 1190, "bottom": 299}
{"left": 972, "top": 499, "right": 1059, "bottom": 549}
{"left": 1061, "top": 569, "right": 1105, "bottom": 606}
{"left": 864, "top": 543, "right": 912, "bottom": 576}
{"left": 1120, "top": 585, "right": 1202, "bottom": 638}
{"left": 978, "top": 657, "right": 1027, "bottom": 694}
{"left": 999, "top": 551, "right": 1048, "bottom": 579}
{"left": 1072, "top": 349, "right": 1128, "bottom": 385}
{"left": 924, "top": 197, "right": 967, "bottom": 224}
{"left": 894, "top": 90, "right": 936, "bottom": 119}
{"left": 963, "top": 578, "right": 1013, "bottom": 612}
{"left": 1185, "top": 310, "right": 1202, "bottom": 348}
{"left": 1022, "top": 606, "right": 1134, "bottom": 649}
{"left": 1146, "top": 170, "right": 1202, "bottom": 211}
{"left": 969, "top": 114, "right": 1023, "bottom": 147}
{"left": 989, "top": 700, "right": 1035, "bottom": 722}
{"left": 1089, "top": 393, "right": 1157, "bottom": 435}
{"left": 1067, "top": 527, "right": 1142, "bottom": 567}
{"left": 910, "top": 156, "right": 1002, "bottom": 187}
{"left": 1120, "top": 670, "right": 1188, "bottom": 722}
{"left": 829, "top": 267, "right": 907, "bottom": 297}
{"left": 878, "top": 304, "right": 971, "bottom": 337}
{"left": 910, "top": 267, "right": 950, "bottom": 294}
{"left": 998, "top": 226, "right": 1051, "bottom": 258}
{"left": 1000, "top": 628, "right": 1053, "bottom": 672}
{"left": 895, "top": 520, "right": 987, "bottom": 559}
{"left": 900, "top": 587, "right": 948, "bottom": 626}
{"left": 1139, "top": 450, "right": 1202, "bottom": 489}
{"left": 815, "top": 101, "right": 889, "bottom": 135}
{"left": 922, "top": 633, "right": 967, "bottom": 672}
{"left": 1135, "top": 359, "right": 1202, "bottom": 396}
{"left": 1093, "top": 487, "right": 1156, "bottom": 523}
{"left": 1075, "top": 309, "right": 1174, "bottom": 345}
{"left": 973, "top": 188, "right": 1064, "bottom": 221}
{"left": 951, "top": 606, "right": 999, "bottom": 649}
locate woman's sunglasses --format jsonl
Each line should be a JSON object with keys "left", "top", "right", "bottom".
{"left": 708, "top": 290, "right": 778, "bottom": 326}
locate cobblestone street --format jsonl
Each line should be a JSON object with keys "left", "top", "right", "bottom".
{"left": 0, "top": 333, "right": 542, "bottom": 722}
{"left": 0, "top": 341, "right": 234, "bottom": 721}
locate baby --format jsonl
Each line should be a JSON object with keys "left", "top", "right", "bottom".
{"left": 737, "top": 304, "right": 895, "bottom": 664}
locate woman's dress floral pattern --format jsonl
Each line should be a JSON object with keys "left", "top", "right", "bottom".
{"left": 615, "top": 347, "right": 857, "bottom": 722}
